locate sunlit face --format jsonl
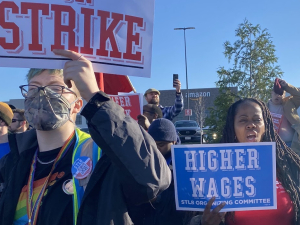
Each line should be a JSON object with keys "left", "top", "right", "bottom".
{"left": 234, "top": 101, "right": 265, "bottom": 143}
{"left": 8, "top": 113, "right": 23, "bottom": 132}
{"left": 29, "top": 71, "right": 77, "bottom": 103}
{"left": 271, "top": 90, "right": 285, "bottom": 105}
{"left": 155, "top": 141, "right": 174, "bottom": 156}
{"left": 28, "top": 70, "right": 82, "bottom": 121}
{"left": 145, "top": 92, "right": 160, "bottom": 105}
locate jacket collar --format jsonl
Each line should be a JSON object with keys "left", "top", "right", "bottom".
{"left": 8, "top": 129, "right": 38, "bottom": 156}
{"left": 9, "top": 128, "right": 87, "bottom": 156}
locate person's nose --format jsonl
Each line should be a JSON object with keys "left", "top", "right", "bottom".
{"left": 246, "top": 122, "right": 256, "bottom": 129}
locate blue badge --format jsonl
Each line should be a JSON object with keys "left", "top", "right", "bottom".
{"left": 72, "top": 156, "right": 93, "bottom": 179}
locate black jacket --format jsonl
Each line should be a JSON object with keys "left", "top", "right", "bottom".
{"left": 128, "top": 169, "right": 193, "bottom": 225}
{"left": 0, "top": 91, "right": 171, "bottom": 225}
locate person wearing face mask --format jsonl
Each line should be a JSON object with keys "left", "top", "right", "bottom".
{"left": 267, "top": 78, "right": 300, "bottom": 154}
{"left": 190, "top": 98, "right": 300, "bottom": 225}
{"left": 0, "top": 50, "right": 171, "bottom": 225}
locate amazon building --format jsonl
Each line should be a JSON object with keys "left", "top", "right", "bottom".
{"left": 158, "top": 87, "right": 238, "bottom": 123}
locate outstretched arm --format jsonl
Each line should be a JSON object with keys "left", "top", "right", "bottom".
{"left": 53, "top": 49, "right": 172, "bottom": 205}
{"left": 280, "top": 79, "right": 300, "bottom": 108}
{"left": 163, "top": 79, "right": 184, "bottom": 120}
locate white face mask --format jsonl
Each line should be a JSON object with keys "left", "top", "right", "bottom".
{"left": 24, "top": 87, "right": 79, "bottom": 131}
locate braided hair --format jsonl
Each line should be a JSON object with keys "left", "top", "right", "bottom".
{"left": 221, "top": 98, "right": 300, "bottom": 224}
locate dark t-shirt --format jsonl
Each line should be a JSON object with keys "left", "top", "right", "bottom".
{"left": 13, "top": 143, "right": 75, "bottom": 225}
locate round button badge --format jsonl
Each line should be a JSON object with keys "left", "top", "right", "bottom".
{"left": 71, "top": 156, "right": 93, "bottom": 180}
{"left": 62, "top": 179, "right": 74, "bottom": 195}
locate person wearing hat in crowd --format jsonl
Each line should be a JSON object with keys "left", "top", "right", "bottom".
{"left": 129, "top": 118, "right": 194, "bottom": 225}
{"left": 8, "top": 109, "right": 29, "bottom": 134}
{"left": 137, "top": 104, "right": 163, "bottom": 130}
{"left": 0, "top": 102, "right": 13, "bottom": 158}
{"left": 267, "top": 78, "right": 300, "bottom": 154}
{"left": 0, "top": 49, "right": 171, "bottom": 225}
{"left": 144, "top": 79, "right": 183, "bottom": 121}
{"left": 0, "top": 102, "right": 13, "bottom": 198}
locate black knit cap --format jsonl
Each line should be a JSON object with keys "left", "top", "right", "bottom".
{"left": 148, "top": 118, "right": 177, "bottom": 142}
{"left": 143, "top": 104, "right": 163, "bottom": 118}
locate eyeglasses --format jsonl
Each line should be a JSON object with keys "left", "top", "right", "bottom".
{"left": 12, "top": 119, "right": 24, "bottom": 123}
{"left": 19, "top": 85, "right": 77, "bottom": 99}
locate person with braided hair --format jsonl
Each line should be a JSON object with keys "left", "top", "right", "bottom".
{"left": 190, "top": 98, "right": 300, "bottom": 225}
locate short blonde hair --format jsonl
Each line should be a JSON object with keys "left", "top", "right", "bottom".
{"left": 26, "top": 69, "right": 81, "bottom": 97}
{"left": 26, "top": 69, "right": 63, "bottom": 83}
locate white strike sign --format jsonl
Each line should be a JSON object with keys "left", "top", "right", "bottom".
{"left": 0, "top": 0, "right": 154, "bottom": 78}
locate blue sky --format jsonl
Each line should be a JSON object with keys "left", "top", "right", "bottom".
{"left": 1, "top": 0, "right": 300, "bottom": 101}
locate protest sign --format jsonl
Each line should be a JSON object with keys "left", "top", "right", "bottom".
{"left": 171, "top": 142, "right": 276, "bottom": 212}
{"left": 270, "top": 112, "right": 283, "bottom": 133}
{"left": 109, "top": 93, "right": 143, "bottom": 120}
{"left": 0, "top": 0, "right": 154, "bottom": 77}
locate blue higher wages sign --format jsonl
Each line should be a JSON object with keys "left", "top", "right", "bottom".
{"left": 171, "top": 142, "right": 276, "bottom": 212}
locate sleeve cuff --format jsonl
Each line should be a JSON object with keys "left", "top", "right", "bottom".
{"left": 81, "top": 91, "right": 111, "bottom": 121}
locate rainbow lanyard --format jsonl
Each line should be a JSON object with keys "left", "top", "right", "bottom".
{"left": 26, "top": 131, "right": 76, "bottom": 225}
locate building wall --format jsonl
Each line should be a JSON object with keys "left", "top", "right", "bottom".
{"left": 6, "top": 88, "right": 300, "bottom": 128}
{"left": 158, "top": 87, "right": 238, "bottom": 123}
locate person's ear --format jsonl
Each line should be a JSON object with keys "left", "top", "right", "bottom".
{"left": 21, "top": 121, "right": 26, "bottom": 127}
{"left": 0, "top": 120, "right": 5, "bottom": 127}
{"left": 154, "top": 113, "right": 158, "bottom": 119}
{"left": 72, "top": 99, "right": 83, "bottom": 114}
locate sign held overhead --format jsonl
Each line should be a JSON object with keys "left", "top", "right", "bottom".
{"left": 0, "top": 0, "right": 154, "bottom": 77}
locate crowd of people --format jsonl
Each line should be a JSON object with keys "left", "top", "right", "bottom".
{"left": 0, "top": 49, "right": 299, "bottom": 225}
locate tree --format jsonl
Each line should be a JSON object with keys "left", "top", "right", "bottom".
{"left": 206, "top": 19, "right": 283, "bottom": 141}
{"left": 194, "top": 96, "right": 206, "bottom": 144}
{"left": 206, "top": 87, "right": 237, "bottom": 142}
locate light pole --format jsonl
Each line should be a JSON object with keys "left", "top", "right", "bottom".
{"left": 174, "top": 27, "right": 195, "bottom": 120}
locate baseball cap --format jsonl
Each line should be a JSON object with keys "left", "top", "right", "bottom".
{"left": 144, "top": 88, "right": 160, "bottom": 96}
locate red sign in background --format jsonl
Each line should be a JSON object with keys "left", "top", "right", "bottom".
{"left": 270, "top": 112, "right": 283, "bottom": 133}
{"left": 109, "top": 94, "right": 142, "bottom": 120}
{"left": 185, "top": 109, "right": 192, "bottom": 116}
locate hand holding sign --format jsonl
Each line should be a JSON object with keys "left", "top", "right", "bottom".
{"left": 0, "top": 0, "right": 154, "bottom": 78}
{"left": 53, "top": 49, "right": 100, "bottom": 102}
{"left": 201, "top": 197, "right": 226, "bottom": 225}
